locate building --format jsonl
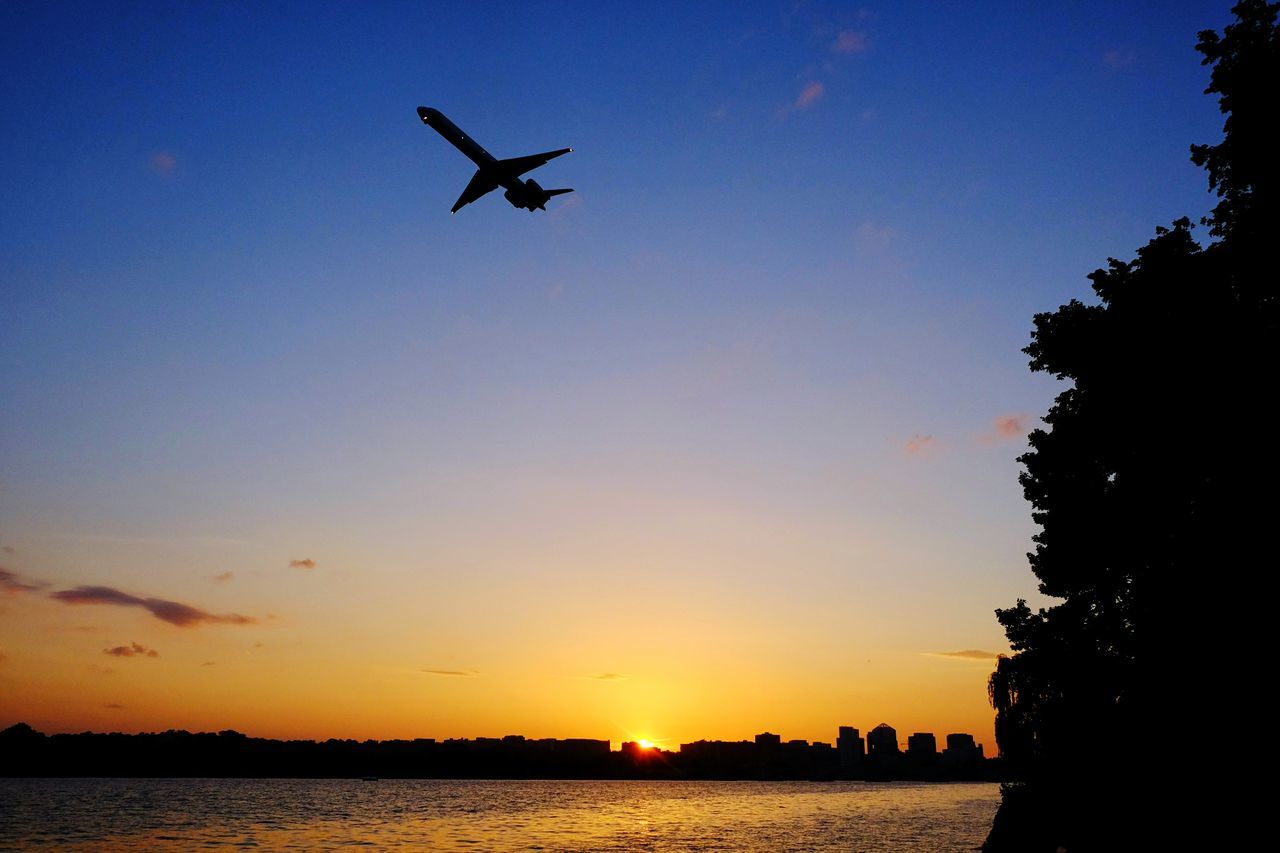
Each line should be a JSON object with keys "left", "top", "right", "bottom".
{"left": 866, "top": 723, "right": 899, "bottom": 756}
{"left": 620, "top": 740, "right": 657, "bottom": 759}
{"left": 943, "top": 733, "right": 983, "bottom": 762}
{"left": 837, "top": 726, "right": 865, "bottom": 771}
{"left": 907, "top": 732, "right": 937, "bottom": 757}
{"left": 754, "top": 732, "right": 781, "bottom": 748}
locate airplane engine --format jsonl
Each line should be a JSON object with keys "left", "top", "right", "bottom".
{"left": 509, "top": 179, "right": 549, "bottom": 210}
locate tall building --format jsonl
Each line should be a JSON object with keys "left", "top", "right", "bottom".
{"left": 943, "top": 733, "right": 983, "bottom": 762}
{"left": 837, "top": 726, "right": 865, "bottom": 771}
{"left": 866, "top": 723, "right": 899, "bottom": 756}
{"left": 907, "top": 732, "right": 937, "bottom": 757}
{"left": 754, "top": 732, "right": 781, "bottom": 748}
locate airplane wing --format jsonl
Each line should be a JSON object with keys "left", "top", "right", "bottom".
{"left": 451, "top": 169, "right": 500, "bottom": 214}
{"left": 497, "top": 148, "right": 573, "bottom": 178}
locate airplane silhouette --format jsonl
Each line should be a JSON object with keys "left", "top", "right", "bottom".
{"left": 417, "top": 107, "right": 574, "bottom": 214}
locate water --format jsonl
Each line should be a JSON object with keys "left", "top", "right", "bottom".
{"left": 0, "top": 778, "right": 999, "bottom": 850}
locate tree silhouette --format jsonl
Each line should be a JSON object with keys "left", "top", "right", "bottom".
{"left": 984, "top": 3, "right": 1277, "bottom": 850}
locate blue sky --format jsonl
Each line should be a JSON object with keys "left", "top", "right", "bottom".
{"left": 1, "top": 1, "right": 1232, "bottom": 742}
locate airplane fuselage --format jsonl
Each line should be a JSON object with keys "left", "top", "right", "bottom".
{"left": 418, "top": 107, "right": 570, "bottom": 212}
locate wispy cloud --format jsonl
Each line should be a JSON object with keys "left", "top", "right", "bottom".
{"left": 903, "top": 434, "right": 939, "bottom": 456}
{"left": 149, "top": 151, "right": 177, "bottom": 176}
{"left": 854, "top": 221, "right": 895, "bottom": 254}
{"left": 793, "top": 80, "right": 825, "bottom": 110}
{"left": 980, "top": 414, "right": 1031, "bottom": 443}
{"left": 833, "top": 30, "right": 869, "bottom": 54}
{"left": 1, "top": 567, "right": 47, "bottom": 595}
{"left": 50, "top": 585, "right": 256, "bottom": 627}
{"left": 104, "top": 642, "right": 159, "bottom": 658}
{"left": 928, "top": 649, "right": 1002, "bottom": 661}
{"left": 1102, "top": 49, "right": 1135, "bottom": 68}
{"left": 2, "top": 546, "right": 14, "bottom": 554}
{"left": 212, "top": 571, "right": 234, "bottom": 583}
{"left": 59, "top": 533, "right": 250, "bottom": 546}
{"left": 583, "top": 672, "right": 629, "bottom": 681}
{"left": 104, "top": 702, "right": 126, "bottom": 709}
{"left": 289, "top": 558, "right": 316, "bottom": 569}
{"left": 422, "top": 669, "right": 478, "bottom": 677}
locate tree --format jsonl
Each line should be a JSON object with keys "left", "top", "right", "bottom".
{"left": 984, "top": 4, "right": 1277, "bottom": 850}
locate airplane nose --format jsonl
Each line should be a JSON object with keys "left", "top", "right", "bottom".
{"left": 417, "top": 106, "right": 431, "bottom": 123}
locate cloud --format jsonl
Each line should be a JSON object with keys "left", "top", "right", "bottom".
{"left": 833, "top": 30, "right": 869, "bottom": 54}
{"left": 212, "top": 571, "right": 234, "bottom": 583}
{"left": 422, "top": 669, "right": 477, "bottom": 677}
{"left": 289, "top": 558, "right": 316, "bottom": 569}
{"left": 1, "top": 567, "right": 47, "bottom": 595}
{"left": 854, "top": 220, "right": 895, "bottom": 254}
{"left": 2, "top": 546, "right": 14, "bottom": 554}
{"left": 929, "top": 649, "right": 1002, "bottom": 661}
{"left": 104, "top": 703, "right": 126, "bottom": 709}
{"left": 0, "top": 652, "right": 6, "bottom": 664}
{"left": 793, "top": 81, "right": 825, "bottom": 110}
{"left": 903, "top": 434, "right": 939, "bottom": 456}
{"left": 1102, "top": 49, "right": 1135, "bottom": 68}
{"left": 589, "top": 672, "right": 628, "bottom": 681}
{"left": 149, "top": 151, "right": 177, "bottom": 176}
{"left": 709, "top": 103, "right": 729, "bottom": 120}
{"left": 50, "top": 585, "right": 256, "bottom": 627}
{"left": 980, "top": 414, "right": 1031, "bottom": 443}
{"left": 994, "top": 414, "right": 1028, "bottom": 438}
{"left": 104, "top": 642, "right": 159, "bottom": 658}
{"left": 60, "top": 534, "right": 250, "bottom": 546}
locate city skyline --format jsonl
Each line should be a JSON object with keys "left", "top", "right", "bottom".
{"left": 2, "top": 718, "right": 995, "bottom": 781}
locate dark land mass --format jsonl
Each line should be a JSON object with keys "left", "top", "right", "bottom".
{"left": 1, "top": 723, "right": 1002, "bottom": 782}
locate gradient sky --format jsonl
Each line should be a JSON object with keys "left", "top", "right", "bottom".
{"left": 1, "top": 1, "right": 1228, "bottom": 750}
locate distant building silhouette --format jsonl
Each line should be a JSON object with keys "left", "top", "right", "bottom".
{"left": 0, "top": 721, "right": 998, "bottom": 781}
{"left": 837, "top": 726, "right": 865, "bottom": 771}
{"left": 907, "top": 732, "right": 937, "bottom": 757}
{"left": 619, "top": 741, "right": 657, "bottom": 760}
{"left": 941, "top": 732, "right": 983, "bottom": 772}
{"left": 867, "top": 723, "right": 899, "bottom": 756}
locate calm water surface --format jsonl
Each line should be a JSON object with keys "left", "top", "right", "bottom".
{"left": 0, "top": 778, "right": 998, "bottom": 851}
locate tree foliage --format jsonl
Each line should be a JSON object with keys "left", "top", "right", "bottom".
{"left": 985, "top": 3, "right": 1277, "bottom": 850}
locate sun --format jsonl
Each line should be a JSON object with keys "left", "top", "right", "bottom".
{"left": 637, "top": 739, "right": 654, "bottom": 750}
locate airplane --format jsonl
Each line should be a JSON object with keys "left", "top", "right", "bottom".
{"left": 417, "top": 106, "right": 574, "bottom": 214}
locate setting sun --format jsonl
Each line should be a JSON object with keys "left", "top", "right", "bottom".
{"left": 637, "top": 739, "right": 654, "bottom": 750}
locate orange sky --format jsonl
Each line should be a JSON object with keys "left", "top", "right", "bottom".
{"left": 2, "top": 520, "right": 1010, "bottom": 750}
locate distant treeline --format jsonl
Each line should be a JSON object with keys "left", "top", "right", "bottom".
{"left": 1, "top": 723, "right": 1002, "bottom": 781}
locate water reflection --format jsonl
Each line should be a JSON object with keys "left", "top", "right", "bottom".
{"left": 0, "top": 779, "right": 999, "bottom": 851}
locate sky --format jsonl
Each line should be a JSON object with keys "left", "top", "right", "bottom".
{"left": 1, "top": 1, "right": 1230, "bottom": 751}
